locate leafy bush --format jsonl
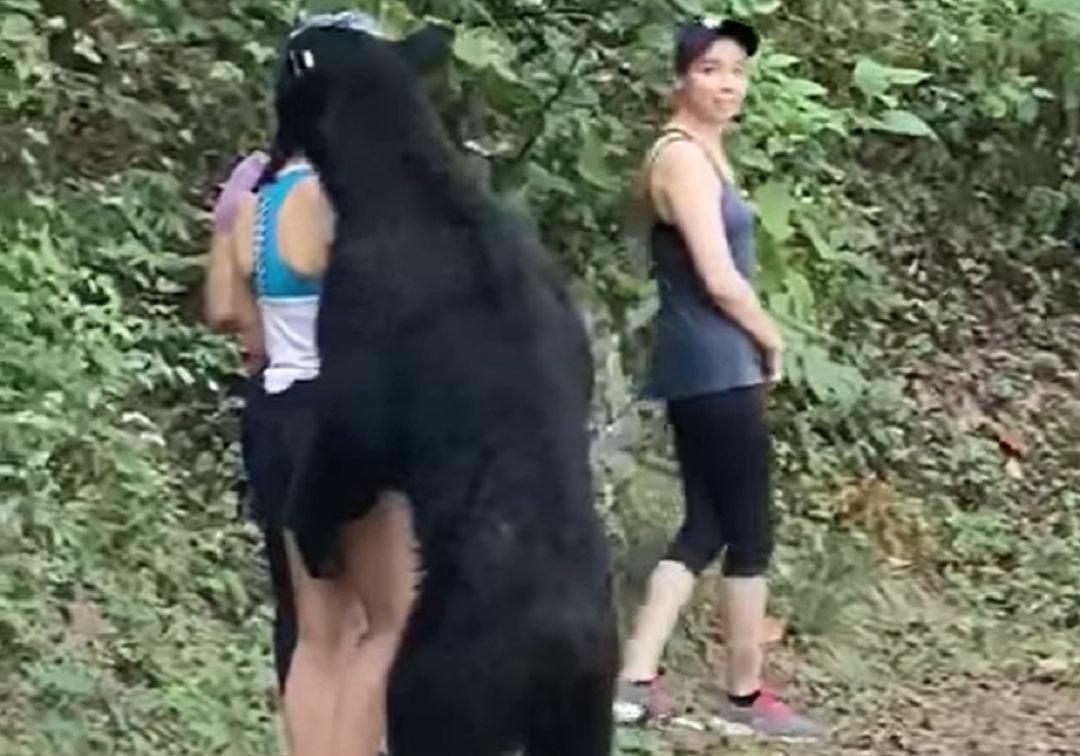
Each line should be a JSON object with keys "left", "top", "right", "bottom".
{"left": 1, "top": 0, "right": 1077, "bottom": 751}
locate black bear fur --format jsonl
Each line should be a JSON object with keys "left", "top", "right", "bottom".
{"left": 289, "top": 24, "right": 619, "bottom": 756}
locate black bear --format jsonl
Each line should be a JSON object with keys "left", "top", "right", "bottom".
{"left": 288, "top": 18, "right": 618, "bottom": 756}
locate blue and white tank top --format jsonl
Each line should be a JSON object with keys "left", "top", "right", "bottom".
{"left": 252, "top": 162, "right": 322, "bottom": 394}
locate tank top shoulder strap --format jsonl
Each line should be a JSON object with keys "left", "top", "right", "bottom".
{"left": 253, "top": 163, "right": 320, "bottom": 300}
{"left": 644, "top": 127, "right": 694, "bottom": 176}
{"left": 645, "top": 126, "right": 727, "bottom": 181}
{"left": 642, "top": 128, "right": 730, "bottom": 226}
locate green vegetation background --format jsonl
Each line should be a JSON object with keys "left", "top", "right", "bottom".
{"left": 1, "top": 0, "right": 1077, "bottom": 752}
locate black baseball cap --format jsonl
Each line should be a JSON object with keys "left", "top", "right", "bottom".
{"left": 674, "top": 18, "right": 759, "bottom": 74}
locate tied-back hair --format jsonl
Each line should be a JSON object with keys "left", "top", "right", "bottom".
{"left": 256, "top": 12, "right": 389, "bottom": 191}
{"left": 255, "top": 41, "right": 333, "bottom": 190}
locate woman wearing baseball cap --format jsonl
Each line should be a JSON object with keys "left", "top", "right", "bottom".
{"left": 614, "top": 18, "right": 823, "bottom": 741}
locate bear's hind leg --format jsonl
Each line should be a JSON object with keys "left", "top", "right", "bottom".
{"left": 521, "top": 664, "right": 616, "bottom": 756}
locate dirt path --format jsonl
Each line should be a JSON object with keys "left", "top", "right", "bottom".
{"left": 630, "top": 677, "right": 1080, "bottom": 755}
{"left": 812, "top": 678, "right": 1080, "bottom": 755}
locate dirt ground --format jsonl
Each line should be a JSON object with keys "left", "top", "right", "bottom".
{"left": 627, "top": 674, "right": 1080, "bottom": 755}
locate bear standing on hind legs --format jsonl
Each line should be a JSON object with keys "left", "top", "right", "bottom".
{"left": 281, "top": 13, "right": 619, "bottom": 756}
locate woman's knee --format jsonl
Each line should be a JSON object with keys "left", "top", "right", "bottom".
{"left": 722, "top": 495, "right": 774, "bottom": 577}
{"left": 362, "top": 569, "right": 415, "bottom": 639}
{"left": 359, "top": 592, "right": 411, "bottom": 642}
{"left": 666, "top": 517, "right": 773, "bottom": 578}
{"left": 665, "top": 519, "right": 725, "bottom": 576}
{"left": 292, "top": 587, "right": 345, "bottom": 647}
{"left": 339, "top": 489, "right": 418, "bottom": 637}
{"left": 663, "top": 540, "right": 719, "bottom": 576}
{"left": 721, "top": 534, "right": 773, "bottom": 578}
{"left": 293, "top": 633, "right": 342, "bottom": 677}
{"left": 283, "top": 531, "right": 352, "bottom": 651}
{"left": 291, "top": 609, "right": 347, "bottom": 679}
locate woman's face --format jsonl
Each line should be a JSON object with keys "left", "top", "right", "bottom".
{"left": 676, "top": 37, "right": 749, "bottom": 126}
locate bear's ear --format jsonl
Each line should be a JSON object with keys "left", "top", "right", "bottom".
{"left": 395, "top": 24, "right": 454, "bottom": 73}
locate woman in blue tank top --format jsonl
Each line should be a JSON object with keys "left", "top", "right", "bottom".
{"left": 613, "top": 18, "right": 823, "bottom": 741}
{"left": 203, "top": 12, "right": 415, "bottom": 756}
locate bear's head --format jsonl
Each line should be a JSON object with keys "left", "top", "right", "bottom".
{"left": 284, "top": 12, "right": 453, "bottom": 93}
{"left": 273, "top": 12, "right": 458, "bottom": 217}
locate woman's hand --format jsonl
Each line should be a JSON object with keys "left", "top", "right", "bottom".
{"left": 757, "top": 321, "right": 783, "bottom": 384}
{"left": 238, "top": 318, "right": 266, "bottom": 376}
{"left": 761, "top": 342, "right": 782, "bottom": 385}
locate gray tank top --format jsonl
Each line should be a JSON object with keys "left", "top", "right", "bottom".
{"left": 644, "top": 133, "right": 764, "bottom": 400}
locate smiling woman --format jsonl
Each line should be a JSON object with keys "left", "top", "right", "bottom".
{"left": 611, "top": 17, "right": 824, "bottom": 742}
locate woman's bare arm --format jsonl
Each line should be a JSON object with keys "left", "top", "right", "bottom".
{"left": 204, "top": 226, "right": 244, "bottom": 332}
{"left": 652, "top": 140, "right": 781, "bottom": 361}
{"left": 204, "top": 196, "right": 265, "bottom": 373}
{"left": 276, "top": 176, "right": 334, "bottom": 279}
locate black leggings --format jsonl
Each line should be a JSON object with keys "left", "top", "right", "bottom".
{"left": 663, "top": 385, "right": 774, "bottom": 577}
{"left": 238, "top": 371, "right": 298, "bottom": 689}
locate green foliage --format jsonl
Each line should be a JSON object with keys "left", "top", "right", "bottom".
{"left": 1, "top": 6, "right": 292, "bottom": 750}
{"left": 1, "top": 0, "right": 1078, "bottom": 752}
{"left": 0, "top": 179, "right": 278, "bottom": 751}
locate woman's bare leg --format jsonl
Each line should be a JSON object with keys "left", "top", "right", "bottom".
{"left": 722, "top": 575, "right": 768, "bottom": 695}
{"left": 332, "top": 491, "right": 418, "bottom": 756}
{"left": 280, "top": 532, "right": 361, "bottom": 756}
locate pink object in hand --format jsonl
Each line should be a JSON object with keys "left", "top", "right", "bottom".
{"left": 212, "top": 151, "right": 269, "bottom": 233}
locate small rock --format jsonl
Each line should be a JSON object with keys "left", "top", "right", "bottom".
{"left": 762, "top": 615, "right": 786, "bottom": 645}
{"left": 1004, "top": 458, "right": 1024, "bottom": 480}
{"left": 986, "top": 376, "right": 1019, "bottom": 403}
{"left": 61, "top": 600, "right": 109, "bottom": 646}
{"left": 1032, "top": 351, "right": 1065, "bottom": 379}
{"left": 1034, "top": 656, "right": 1071, "bottom": 679}
{"left": 1061, "top": 399, "right": 1080, "bottom": 425}
{"left": 995, "top": 427, "right": 1028, "bottom": 458}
